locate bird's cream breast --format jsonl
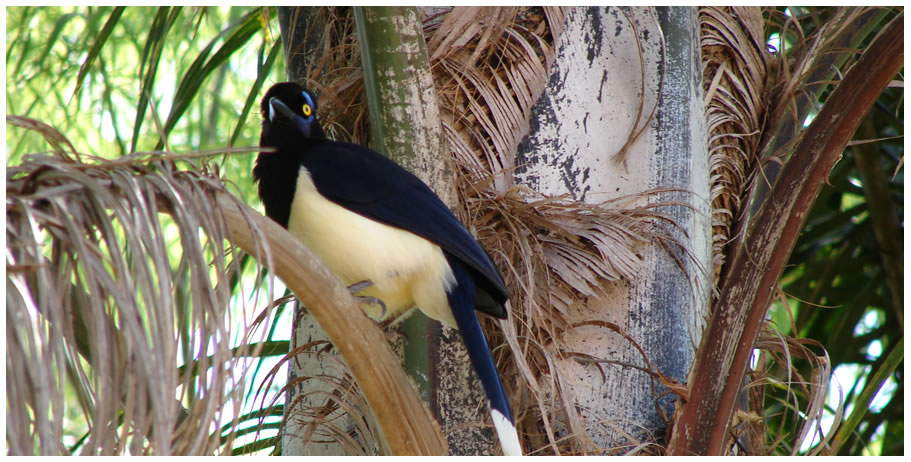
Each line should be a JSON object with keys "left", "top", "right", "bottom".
{"left": 287, "top": 166, "right": 457, "bottom": 326}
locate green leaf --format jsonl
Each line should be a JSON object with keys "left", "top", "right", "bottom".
{"left": 831, "top": 336, "right": 904, "bottom": 453}
{"left": 131, "top": 6, "right": 183, "bottom": 153}
{"left": 229, "top": 37, "right": 282, "bottom": 148}
{"left": 37, "top": 12, "right": 82, "bottom": 76}
{"left": 8, "top": 6, "right": 36, "bottom": 78}
{"left": 73, "top": 7, "right": 125, "bottom": 101}
{"left": 154, "top": 7, "right": 263, "bottom": 150}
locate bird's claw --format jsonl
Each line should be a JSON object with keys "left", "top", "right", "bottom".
{"left": 347, "top": 280, "right": 387, "bottom": 317}
{"left": 356, "top": 295, "right": 387, "bottom": 317}
{"left": 347, "top": 280, "right": 373, "bottom": 294}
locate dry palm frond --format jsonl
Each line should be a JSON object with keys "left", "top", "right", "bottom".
{"left": 695, "top": 7, "right": 886, "bottom": 456}
{"left": 759, "top": 7, "right": 883, "bottom": 160}
{"left": 428, "top": 7, "right": 559, "bottom": 190}
{"left": 703, "top": 6, "right": 885, "bottom": 286}
{"left": 732, "top": 287, "right": 845, "bottom": 457}
{"left": 467, "top": 184, "right": 687, "bottom": 338}
{"left": 700, "top": 6, "right": 771, "bottom": 285}
{"left": 752, "top": 328, "right": 841, "bottom": 456}
{"left": 6, "top": 140, "right": 276, "bottom": 455}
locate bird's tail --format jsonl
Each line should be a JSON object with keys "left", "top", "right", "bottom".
{"left": 446, "top": 257, "right": 522, "bottom": 456}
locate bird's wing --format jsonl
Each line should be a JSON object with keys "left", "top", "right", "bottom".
{"left": 301, "top": 140, "right": 508, "bottom": 308}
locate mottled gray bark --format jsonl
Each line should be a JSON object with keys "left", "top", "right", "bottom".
{"left": 515, "top": 6, "right": 710, "bottom": 450}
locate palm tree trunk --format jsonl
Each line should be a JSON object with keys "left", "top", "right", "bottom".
{"left": 515, "top": 6, "right": 711, "bottom": 450}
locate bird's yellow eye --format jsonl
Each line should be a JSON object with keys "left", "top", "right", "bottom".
{"left": 302, "top": 104, "right": 312, "bottom": 117}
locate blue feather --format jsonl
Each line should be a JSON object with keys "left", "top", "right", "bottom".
{"left": 447, "top": 256, "right": 513, "bottom": 422}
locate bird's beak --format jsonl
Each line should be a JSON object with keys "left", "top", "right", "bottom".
{"left": 268, "top": 97, "right": 297, "bottom": 121}
{"left": 268, "top": 97, "right": 312, "bottom": 137}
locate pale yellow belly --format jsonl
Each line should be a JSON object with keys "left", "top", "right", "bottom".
{"left": 287, "top": 167, "right": 457, "bottom": 327}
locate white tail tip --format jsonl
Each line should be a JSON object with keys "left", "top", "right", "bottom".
{"left": 491, "top": 409, "right": 523, "bottom": 456}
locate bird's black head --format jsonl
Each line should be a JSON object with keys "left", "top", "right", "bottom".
{"left": 259, "top": 82, "right": 326, "bottom": 147}
{"left": 254, "top": 82, "right": 327, "bottom": 227}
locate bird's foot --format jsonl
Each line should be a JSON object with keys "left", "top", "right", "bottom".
{"left": 347, "top": 280, "right": 386, "bottom": 317}
{"left": 347, "top": 280, "right": 373, "bottom": 294}
{"left": 356, "top": 295, "right": 387, "bottom": 318}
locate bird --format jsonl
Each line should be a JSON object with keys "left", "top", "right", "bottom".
{"left": 253, "top": 81, "right": 521, "bottom": 456}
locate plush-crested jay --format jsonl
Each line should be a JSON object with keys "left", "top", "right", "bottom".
{"left": 253, "top": 82, "right": 520, "bottom": 456}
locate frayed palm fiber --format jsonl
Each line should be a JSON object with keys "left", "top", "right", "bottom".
{"left": 294, "top": 6, "right": 692, "bottom": 454}
{"left": 6, "top": 150, "right": 273, "bottom": 454}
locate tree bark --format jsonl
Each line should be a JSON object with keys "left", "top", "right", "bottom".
{"left": 277, "top": 7, "right": 324, "bottom": 86}
{"left": 515, "top": 6, "right": 711, "bottom": 451}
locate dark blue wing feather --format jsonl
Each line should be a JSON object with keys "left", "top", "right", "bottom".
{"left": 301, "top": 139, "right": 508, "bottom": 314}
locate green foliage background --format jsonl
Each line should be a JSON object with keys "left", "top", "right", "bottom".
{"left": 6, "top": 6, "right": 292, "bottom": 454}
{"left": 6, "top": 6, "right": 283, "bottom": 201}
{"left": 759, "top": 8, "right": 903, "bottom": 455}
